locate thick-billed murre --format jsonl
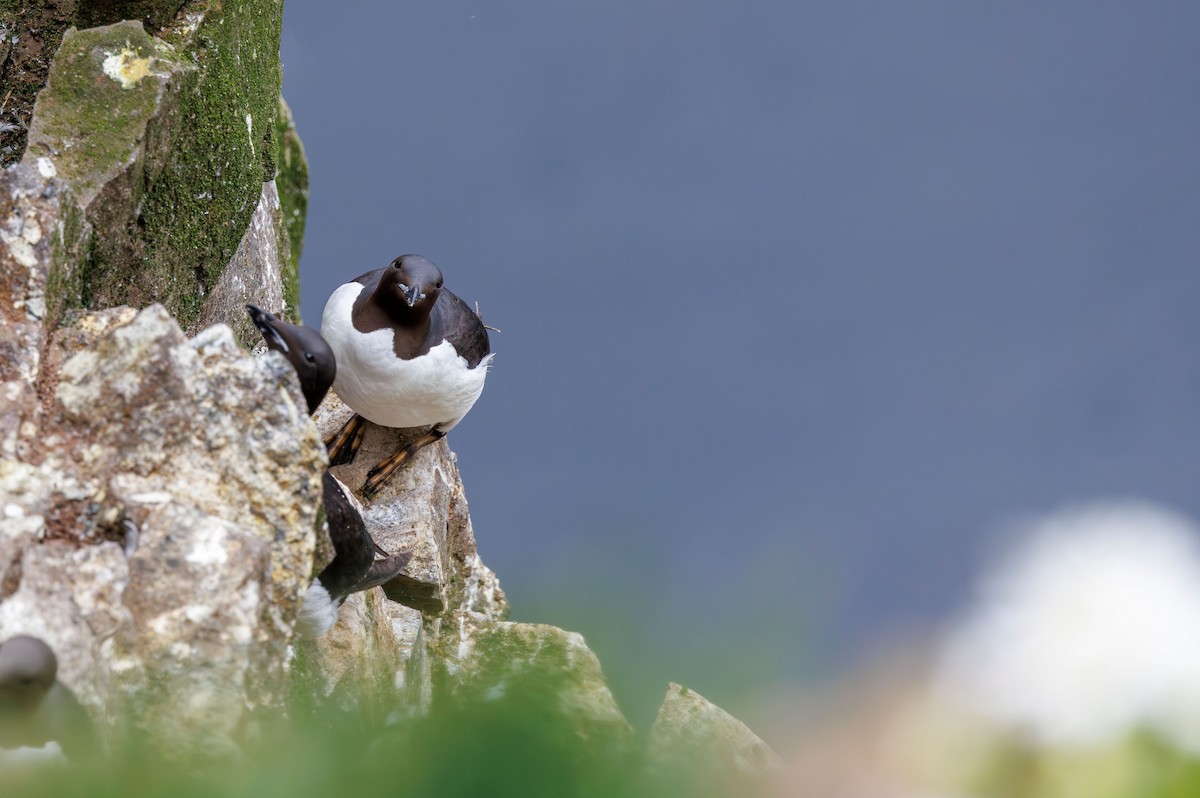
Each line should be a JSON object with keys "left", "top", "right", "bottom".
{"left": 320, "top": 255, "right": 493, "bottom": 497}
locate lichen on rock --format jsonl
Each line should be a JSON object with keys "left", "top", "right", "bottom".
{"left": 21, "top": 0, "right": 292, "bottom": 335}
{"left": 0, "top": 305, "right": 325, "bottom": 756}
{"left": 0, "top": 160, "right": 89, "bottom": 462}
{"left": 23, "top": 20, "right": 179, "bottom": 205}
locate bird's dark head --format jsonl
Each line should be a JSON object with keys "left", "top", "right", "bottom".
{"left": 246, "top": 305, "right": 337, "bottom": 414}
{"left": 0, "top": 635, "right": 57, "bottom": 711}
{"left": 380, "top": 255, "right": 443, "bottom": 313}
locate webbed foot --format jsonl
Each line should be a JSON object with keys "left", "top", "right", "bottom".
{"left": 326, "top": 413, "right": 367, "bottom": 467}
{"left": 360, "top": 428, "right": 446, "bottom": 498}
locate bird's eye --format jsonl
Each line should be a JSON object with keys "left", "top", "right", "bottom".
{"left": 304, "top": 352, "right": 315, "bottom": 362}
{"left": 436, "top": 279, "right": 443, "bottom": 289}
{"left": 19, "top": 677, "right": 33, "bottom": 686}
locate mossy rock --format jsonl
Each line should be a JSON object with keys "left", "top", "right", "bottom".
{"left": 23, "top": 0, "right": 288, "bottom": 333}
{"left": 275, "top": 96, "right": 308, "bottom": 321}
{"left": 433, "top": 621, "right": 634, "bottom": 747}
{"left": 25, "top": 21, "right": 180, "bottom": 203}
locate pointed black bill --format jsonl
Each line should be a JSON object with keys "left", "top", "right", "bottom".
{"left": 246, "top": 304, "right": 289, "bottom": 353}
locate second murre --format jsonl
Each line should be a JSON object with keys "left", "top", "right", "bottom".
{"left": 246, "top": 305, "right": 411, "bottom": 637}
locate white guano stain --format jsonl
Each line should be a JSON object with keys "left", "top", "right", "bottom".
{"left": 101, "top": 46, "right": 153, "bottom": 88}
{"left": 127, "top": 491, "right": 173, "bottom": 504}
{"left": 186, "top": 525, "right": 229, "bottom": 566}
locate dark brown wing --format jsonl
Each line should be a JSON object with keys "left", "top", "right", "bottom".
{"left": 433, "top": 288, "right": 491, "bottom": 369}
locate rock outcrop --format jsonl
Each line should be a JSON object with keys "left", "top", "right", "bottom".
{"left": 0, "top": 1, "right": 775, "bottom": 776}
{"left": 648, "top": 683, "right": 781, "bottom": 776}
{"left": 439, "top": 621, "right": 633, "bottom": 744}
{"left": 1, "top": 3, "right": 316, "bottom": 750}
{"left": 0, "top": 304, "right": 324, "bottom": 757}
{"left": 17, "top": 5, "right": 303, "bottom": 342}
{"left": 300, "top": 397, "right": 518, "bottom": 721}
{"left": 0, "top": 160, "right": 85, "bottom": 464}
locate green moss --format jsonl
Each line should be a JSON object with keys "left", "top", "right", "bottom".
{"left": 274, "top": 96, "right": 308, "bottom": 322}
{"left": 135, "top": 0, "right": 284, "bottom": 329}
{"left": 22, "top": 1, "right": 287, "bottom": 331}
{"left": 44, "top": 183, "right": 91, "bottom": 331}
{"left": 24, "top": 22, "right": 170, "bottom": 323}
{"left": 9, "top": 698, "right": 666, "bottom": 798}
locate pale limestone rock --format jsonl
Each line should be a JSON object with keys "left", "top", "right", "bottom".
{"left": 386, "top": 603, "right": 432, "bottom": 712}
{"left": 313, "top": 393, "right": 508, "bottom": 621}
{"left": 0, "top": 162, "right": 87, "bottom": 463}
{"left": 648, "top": 682, "right": 782, "bottom": 777}
{"left": 196, "top": 180, "right": 293, "bottom": 348}
{"left": 298, "top": 394, "right": 507, "bottom": 713}
{"left": 0, "top": 537, "right": 132, "bottom": 724}
{"left": 293, "top": 587, "right": 403, "bottom": 722}
{"left": 117, "top": 501, "right": 271, "bottom": 755}
{"left": 0, "top": 305, "right": 325, "bottom": 756}
{"left": 60, "top": 310, "right": 325, "bottom": 710}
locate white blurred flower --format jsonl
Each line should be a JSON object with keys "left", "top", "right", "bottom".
{"left": 936, "top": 501, "right": 1200, "bottom": 751}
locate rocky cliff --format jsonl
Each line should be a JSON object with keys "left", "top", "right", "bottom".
{"left": 0, "top": 0, "right": 774, "bottom": 781}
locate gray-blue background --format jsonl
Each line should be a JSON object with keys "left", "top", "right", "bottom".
{"left": 281, "top": 2, "right": 1200, "bottom": 730}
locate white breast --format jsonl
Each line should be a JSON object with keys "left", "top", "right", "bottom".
{"left": 321, "top": 282, "right": 492, "bottom": 430}
{"left": 295, "top": 581, "right": 340, "bottom": 639}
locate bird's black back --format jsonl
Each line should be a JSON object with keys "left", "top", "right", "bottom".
{"left": 432, "top": 289, "right": 491, "bottom": 369}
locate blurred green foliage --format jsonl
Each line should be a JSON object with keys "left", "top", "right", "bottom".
{"left": 957, "top": 731, "right": 1200, "bottom": 798}
{"left": 2, "top": 680, "right": 771, "bottom": 798}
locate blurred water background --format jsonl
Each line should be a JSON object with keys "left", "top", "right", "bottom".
{"left": 280, "top": 0, "right": 1200, "bottom": 746}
